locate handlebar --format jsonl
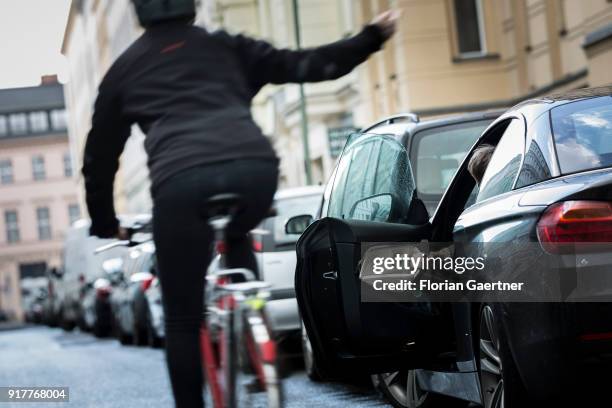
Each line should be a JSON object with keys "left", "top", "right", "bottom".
{"left": 93, "top": 221, "right": 153, "bottom": 254}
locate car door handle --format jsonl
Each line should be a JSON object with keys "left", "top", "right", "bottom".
{"left": 323, "top": 271, "right": 338, "bottom": 280}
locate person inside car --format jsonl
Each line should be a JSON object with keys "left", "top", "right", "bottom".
{"left": 467, "top": 144, "right": 495, "bottom": 186}
{"left": 81, "top": 0, "right": 400, "bottom": 406}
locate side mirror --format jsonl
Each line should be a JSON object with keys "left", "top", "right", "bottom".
{"left": 285, "top": 214, "right": 314, "bottom": 235}
{"left": 50, "top": 267, "right": 64, "bottom": 279}
{"left": 349, "top": 193, "right": 396, "bottom": 222}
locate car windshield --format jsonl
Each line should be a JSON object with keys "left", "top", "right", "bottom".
{"left": 265, "top": 194, "right": 321, "bottom": 246}
{"left": 411, "top": 119, "right": 493, "bottom": 197}
{"left": 551, "top": 96, "right": 612, "bottom": 174}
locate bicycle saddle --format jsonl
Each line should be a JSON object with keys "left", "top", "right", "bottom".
{"left": 206, "top": 193, "right": 243, "bottom": 217}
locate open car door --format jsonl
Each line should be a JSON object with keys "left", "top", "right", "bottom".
{"left": 295, "top": 217, "right": 454, "bottom": 379}
{"left": 294, "top": 131, "right": 454, "bottom": 379}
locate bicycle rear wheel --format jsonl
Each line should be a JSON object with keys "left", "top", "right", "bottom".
{"left": 242, "top": 310, "right": 284, "bottom": 408}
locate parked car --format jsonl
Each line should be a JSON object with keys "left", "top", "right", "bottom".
{"left": 208, "top": 185, "right": 324, "bottom": 341}
{"left": 41, "top": 267, "right": 63, "bottom": 327}
{"left": 81, "top": 257, "right": 124, "bottom": 337}
{"left": 21, "top": 277, "right": 48, "bottom": 324}
{"left": 143, "top": 274, "right": 164, "bottom": 348}
{"left": 110, "top": 241, "right": 156, "bottom": 345}
{"left": 296, "top": 110, "right": 501, "bottom": 389}
{"left": 55, "top": 218, "right": 140, "bottom": 331}
{"left": 294, "top": 86, "right": 612, "bottom": 408}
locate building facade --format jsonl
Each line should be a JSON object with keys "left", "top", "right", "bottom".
{"left": 61, "top": 0, "right": 612, "bottom": 211}
{"left": 62, "top": 0, "right": 149, "bottom": 215}
{"left": 203, "top": 0, "right": 612, "bottom": 188}
{"left": 357, "top": 0, "right": 612, "bottom": 119}
{"left": 0, "top": 80, "right": 78, "bottom": 321}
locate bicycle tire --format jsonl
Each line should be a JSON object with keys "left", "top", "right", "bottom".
{"left": 243, "top": 309, "right": 284, "bottom": 408}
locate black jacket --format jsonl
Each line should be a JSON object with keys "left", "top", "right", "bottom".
{"left": 82, "top": 22, "right": 386, "bottom": 237}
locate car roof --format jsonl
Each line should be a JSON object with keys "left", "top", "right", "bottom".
{"left": 274, "top": 185, "right": 325, "bottom": 200}
{"left": 363, "top": 109, "right": 505, "bottom": 142}
{"left": 506, "top": 85, "right": 612, "bottom": 123}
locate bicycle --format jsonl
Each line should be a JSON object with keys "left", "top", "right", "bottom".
{"left": 95, "top": 194, "right": 284, "bottom": 408}
{"left": 201, "top": 193, "right": 284, "bottom": 408}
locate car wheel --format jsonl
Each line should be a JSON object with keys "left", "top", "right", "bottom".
{"left": 371, "top": 371, "right": 409, "bottom": 408}
{"left": 59, "top": 306, "right": 75, "bottom": 332}
{"left": 301, "top": 321, "right": 322, "bottom": 381}
{"left": 372, "top": 370, "right": 466, "bottom": 408}
{"left": 93, "top": 320, "right": 110, "bottom": 338}
{"left": 146, "top": 306, "right": 163, "bottom": 348}
{"left": 114, "top": 315, "right": 132, "bottom": 345}
{"left": 133, "top": 316, "right": 148, "bottom": 346}
{"left": 478, "top": 304, "right": 528, "bottom": 408}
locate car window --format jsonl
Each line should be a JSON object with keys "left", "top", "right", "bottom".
{"left": 328, "top": 132, "right": 415, "bottom": 223}
{"left": 515, "top": 113, "right": 554, "bottom": 189}
{"left": 551, "top": 96, "right": 612, "bottom": 174}
{"left": 327, "top": 135, "right": 380, "bottom": 219}
{"left": 412, "top": 119, "right": 493, "bottom": 196}
{"left": 476, "top": 119, "right": 525, "bottom": 202}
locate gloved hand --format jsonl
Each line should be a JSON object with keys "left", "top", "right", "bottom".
{"left": 371, "top": 9, "right": 402, "bottom": 41}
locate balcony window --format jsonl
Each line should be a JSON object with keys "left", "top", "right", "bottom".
{"left": 50, "top": 109, "right": 67, "bottom": 131}
{"left": 29, "top": 111, "right": 49, "bottom": 133}
{"left": 32, "top": 155, "right": 46, "bottom": 181}
{"left": 0, "top": 160, "right": 13, "bottom": 184}
{"left": 63, "top": 152, "right": 73, "bottom": 178}
{"left": 5, "top": 210, "right": 19, "bottom": 243}
{"left": 68, "top": 204, "right": 80, "bottom": 224}
{"left": 37, "top": 207, "right": 52, "bottom": 240}
{"left": 9, "top": 113, "right": 27, "bottom": 135}
{"left": 0, "top": 115, "right": 7, "bottom": 136}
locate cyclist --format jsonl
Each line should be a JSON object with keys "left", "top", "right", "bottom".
{"left": 82, "top": 1, "right": 398, "bottom": 406}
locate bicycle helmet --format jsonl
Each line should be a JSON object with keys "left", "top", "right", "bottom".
{"left": 132, "top": 0, "right": 197, "bottom": 27}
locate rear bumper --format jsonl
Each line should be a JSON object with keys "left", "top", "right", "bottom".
{"left": 500, "top": 303, "right": 612, "bottom": 399}
{"left": 264, "top": 289, "right": 300, "bottom": 334}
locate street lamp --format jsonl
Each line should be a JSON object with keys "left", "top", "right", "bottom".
{"left": 291, "top": 0, "right": 313, "bottom": 185}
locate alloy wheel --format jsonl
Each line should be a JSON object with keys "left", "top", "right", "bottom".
{"left": 479, "top": 305, "right": 504, "bottom": 408}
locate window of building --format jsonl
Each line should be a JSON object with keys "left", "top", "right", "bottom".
{"left": 63, "top": 152, "right": 73, "bottom": 178}
{"left": 0, "top": 115, "right": 7, "bottom": 136}
{"left": 5, "top": 210, "right": 19, "bottom": 243}
{"left": 9, "top": 113, "right": 28, "bottom": 135}
{"left": 29, "top": 111, "right": 49, "bottom": 133}
{"left": 0, "top": 160, "right": 13, "bottom": 184}
{"left": 32, "top": 155, "right": 46, "bottom": 181}
{"left": 50, "top": 109, "right": 67, "bottom": 131}
{"left": 453, "top": 0, "right": 486, "bottom": 56}
{"left": 68, "top": 204, "right": 80, "bottom": 224}
{"left": 36, "top": 207, "right": 52, "bottom": 240}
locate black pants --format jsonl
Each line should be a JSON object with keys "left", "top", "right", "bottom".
{"left": 152, "top": 159, "right": 278, "bottom": 408}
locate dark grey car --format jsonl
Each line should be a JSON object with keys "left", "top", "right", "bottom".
{"left": 295, "top": 87, "right": 612, "bottom": 408}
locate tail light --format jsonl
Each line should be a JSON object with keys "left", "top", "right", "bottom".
{"left": 215, "top": 240, "right": 227, "bottom": 254}
{"left": 141, "top": 276, "right": 155, "bottom": 292}
{"left": 252, "top": 237, "right": 263, "bottom": 252}
{"left": 536, "top": 201, "right": 612, "bottom": 253}
{"left": 94, "top": 278, "right": 112, "bottom": 299}
{"left": 96, "top": 286, "right": 112, "bottom": 299}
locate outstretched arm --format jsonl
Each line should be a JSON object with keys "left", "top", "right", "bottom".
{"left": 237, "top": 10, "right": 400, "bottom": 89}
{"left": 82, "top": 76, "right": 131, "bottom": 238}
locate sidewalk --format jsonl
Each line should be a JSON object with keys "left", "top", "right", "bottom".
{"left": 0, "top": 322, "right": 27, "bottom": 332}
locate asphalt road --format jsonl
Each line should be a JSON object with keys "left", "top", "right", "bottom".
{"left": 0, "top": 326, "right": 389, "bottom": 408}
